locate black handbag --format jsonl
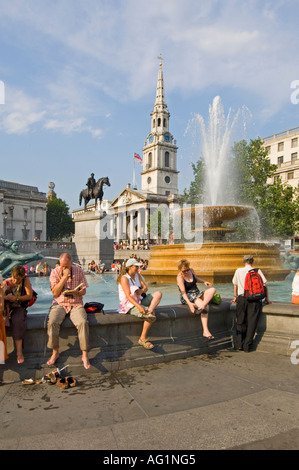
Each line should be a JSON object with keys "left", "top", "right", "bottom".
{"left": 84, "top": 302, "right": 104, "bottom": 313}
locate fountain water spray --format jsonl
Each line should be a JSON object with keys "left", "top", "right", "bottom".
{"left": 187, "top": 96, "right": 249, "bottom": 206}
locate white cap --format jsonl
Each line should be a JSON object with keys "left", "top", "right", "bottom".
{"left": 126, "top": 258, "right": 142, "bottom": 268}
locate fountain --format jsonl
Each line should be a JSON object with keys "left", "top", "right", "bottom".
{"left": 0, "top": 239, "right": 43, "bottom": 277}
{"left": 144, "top": 97, "right": 289, "bottom": 284}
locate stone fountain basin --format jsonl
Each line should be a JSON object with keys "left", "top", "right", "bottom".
{"left": 179, "top": 205, "right": 254, "bottom": 227}
{"left": 144, "top": 242, "right": 289, "bottom": 284}
{"left": 145, "top": 205, "right": 289, "bottom": 284}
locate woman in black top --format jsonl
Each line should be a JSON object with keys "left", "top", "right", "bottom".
{"left": 177, "top": 259, "right": 216, "bottom": 340}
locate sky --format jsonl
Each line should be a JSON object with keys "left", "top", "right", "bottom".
{"left": 1, "top": 0, "right": 299, "bottom": 212}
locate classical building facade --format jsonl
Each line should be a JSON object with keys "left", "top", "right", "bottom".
{"left": 0, "top": 180, "right": 47, "bottom": 241}
{"left": 262, "top": 127, "right": 299, "bottom": 189}
{"left": 111, "top": 60, "right": 179, "bottom": 245}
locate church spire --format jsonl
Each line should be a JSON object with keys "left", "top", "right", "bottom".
{"left": 154, "top": 55, "right": 167, "bottom": 109}
{"left": 141, "top": 56, "right": 179, "bottom": 196}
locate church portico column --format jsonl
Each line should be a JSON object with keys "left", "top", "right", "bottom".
{"left": 137, "top": 209, "right": 142, "bottom": 240}
{"left": 145, "top": 206, "right": 150, "bottom": 242}
{"left": 116, "top": 212, "right": 123, "bottom": 243}
{"left": 129, "top": 211, "right": 134, "bottom": 244}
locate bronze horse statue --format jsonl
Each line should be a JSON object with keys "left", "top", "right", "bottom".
{"left": 79, "top": 176, "right": 111, "bottom": 210}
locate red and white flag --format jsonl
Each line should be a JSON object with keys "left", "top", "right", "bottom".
{"left": 134, "top": 153, "right": 142, "bottom": 162}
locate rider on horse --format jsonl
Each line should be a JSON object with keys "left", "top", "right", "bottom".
{"left": 86, "top": 173, "right": 96, "bottom": 199}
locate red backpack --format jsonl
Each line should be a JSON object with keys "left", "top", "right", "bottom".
{"left": 244, "top": 269, "right": 266, "bottom": 302}
{"left": 20, "top": 278, "right": 38, "bottom": 308}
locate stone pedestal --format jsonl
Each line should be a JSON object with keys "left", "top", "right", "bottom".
{"left": 72, "top": 205, "right": 114, "bottom": 268}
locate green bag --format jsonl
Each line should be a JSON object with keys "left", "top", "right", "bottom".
{"left": 211, "top": 293, "right": 222, "bottom": 305}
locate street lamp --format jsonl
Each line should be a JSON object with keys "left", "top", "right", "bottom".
{"left": 8, "top": 205, "right": 14, "bottom": 240}
{"left": 2, "top": 210, "right": 8, "bottom": 238}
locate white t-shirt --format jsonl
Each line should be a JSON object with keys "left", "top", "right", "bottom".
{"left": 232, "top": 265, "right": 267, "bottom": 296}
{"left": 292, "top": 274, "right": 299, "bottom": 296}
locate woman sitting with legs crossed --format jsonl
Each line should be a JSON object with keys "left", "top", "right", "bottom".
{"left": 177, "top": 259, "right": 216, "bottom": 340}
{"left": 117, "top": 258, "right": 162, "bottom": 350}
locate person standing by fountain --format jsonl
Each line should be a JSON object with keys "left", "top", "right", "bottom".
{"left": 177, "top": 259, "right": 216, "bottom": 340}
{"left": 47, "top": 253, "right": 90, "bottom": 369}
{"left": 232, "top": 255, "right": 269, "bottom": 352}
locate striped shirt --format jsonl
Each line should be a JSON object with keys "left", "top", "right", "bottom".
{"left": 49, "top": 265, "right": 88, "bottom": 313}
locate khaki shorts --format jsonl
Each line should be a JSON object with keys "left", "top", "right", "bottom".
{"left": 129, "top": 293, "right": 153, "bottom": 318}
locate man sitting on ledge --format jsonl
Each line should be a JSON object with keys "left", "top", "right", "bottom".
{"left": 47, "top": 253, "right": 90, "bottom": 369}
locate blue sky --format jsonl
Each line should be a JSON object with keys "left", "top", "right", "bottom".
{"left": 1, "top": 0, "right": 299, "bottom": 212}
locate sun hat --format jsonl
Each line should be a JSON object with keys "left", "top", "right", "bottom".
{"left": 126, "top": 258, "right": 142, "bottom": 268}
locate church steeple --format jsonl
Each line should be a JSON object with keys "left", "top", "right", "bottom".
{"left": 154, "top": 55, "right": 167, "bottom": 109}
{"left": 141, "top": 57, "right": 179, "bottom": 196}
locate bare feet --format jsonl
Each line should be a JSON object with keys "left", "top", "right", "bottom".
{"left": 203, "top": 333, "right": 214, "bottom": 340}
{"left": 82, "top": 352, "right": 90, "bottom": 370}
{"left": 47, "top": 351, "right": 60, "bottom": 366}
{"left": 17, "top": 354, "right": 24, "bottom": 364}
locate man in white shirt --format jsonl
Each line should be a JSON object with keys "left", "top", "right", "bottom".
{"left": 232, "top": 255, "right": 269, "bottom": 352}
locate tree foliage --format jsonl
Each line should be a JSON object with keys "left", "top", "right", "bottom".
{"left": 178, "top": 160, "right": 205, "bottom": 205}
{"left": 47, "top": 196, "right": 74, "bottom": 241}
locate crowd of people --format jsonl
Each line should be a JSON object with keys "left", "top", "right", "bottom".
{"left": 88, "top": 256, "right": 148, "bottom": 274}
{"left": 114, "top": 241, "right": 150, "bottom": 251}
{"left": 24, "top": 257, "right": 149, "bottom": 278}
{"left": 0, "top": 252, "right": 298, "bottom": 369}
{"left": 27, "top": 261, "right": 50, "bottom": 277}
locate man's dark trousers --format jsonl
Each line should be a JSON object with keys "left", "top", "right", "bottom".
{"left": 235, "top": 295, "right": 262, "bottom": 351}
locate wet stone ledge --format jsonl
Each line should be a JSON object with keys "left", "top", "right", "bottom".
{"left": 1, "top": 301, "right": 298, "bottom": 383}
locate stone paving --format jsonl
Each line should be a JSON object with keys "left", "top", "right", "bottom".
{"left": 0, "top": 349, "right": 298, "bottom": 450}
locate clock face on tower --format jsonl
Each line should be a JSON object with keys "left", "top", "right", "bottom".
{"left": 149, "top": 135, "right": 154, "bottom": 143}
{"left": 164, "top": 134, "right": 170, "bottom": 142}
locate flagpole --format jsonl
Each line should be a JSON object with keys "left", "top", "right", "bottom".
{"left": 133, "top": 154, "right": 136, "bottom": 189}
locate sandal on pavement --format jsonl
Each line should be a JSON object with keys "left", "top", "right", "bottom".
{"left": 22, "top": 378, "right": 36, "bottom": 385}
{"left": 56, "top": 378, "right": 69, "bottom": 389}
{"left": 49, "top": 371, "right": 58, "bottom": 384}
{"left": 138, "top": 338, "right": 154, "bottom": 349}
{"left": 65, "top": 376, "right": 76, "bottom": 388}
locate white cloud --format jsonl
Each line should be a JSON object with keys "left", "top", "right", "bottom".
{"left": 1, "top": 0, "right": 299, "bottom": 133}
{"left": 0, "top": 88, "right": 46, "bottom": 134}
{"left": 0, "top": 85, "right": 103, "bottom": 137}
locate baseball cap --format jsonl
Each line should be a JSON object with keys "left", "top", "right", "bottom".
{"left": 126, "top": 258, "right": 142, "bottom": 268}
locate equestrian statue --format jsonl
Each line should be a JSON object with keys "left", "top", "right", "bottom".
{"left": 79, "top": 174, "right": 111, "bottom": 210}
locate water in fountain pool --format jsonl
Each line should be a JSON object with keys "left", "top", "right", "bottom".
{"left": 27, "top": 273, "right": 293, "bottom": 315}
